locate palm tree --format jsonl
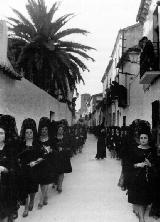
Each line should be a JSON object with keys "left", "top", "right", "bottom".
{"left": 8, "top": 0, "right": 95, "bottom": 102}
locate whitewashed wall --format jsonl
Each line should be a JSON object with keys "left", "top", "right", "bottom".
{"left": 122, "top": 75, "right": 160, "bottom": 126}
{"left": 121, "top": 0, "right": 160, "bottom": 127}
{"left": 108, "top": 24, "right": 143, "bottom": 126}
{"left": 0, "top": 72, "right": 72, "bottom": 132}
{"left": 0, "top": 21, "right": 7, "bottom": 65}
{"left": 143, "top": 0, "right": 158, "bottom": 41}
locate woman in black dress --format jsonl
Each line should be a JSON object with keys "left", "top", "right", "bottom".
{"left": 109, "top": 127, "right": 116, "bottom": 158}
{"left": 0, "top": 121, "right": 20, "bottom": 222}
{"left": 95, "top": 121, "right": 106, "bottom": 160}
{"left": 19, "top": 118, "right": 43, "bottom": 217}
{"left": 127, "top": 130, "right": 156, "bottom": 222}
{"left": 52, "top": 124, "right": 72, "bottom": 193}
{"left": 114, "top": 127, "right": 121, "bottom": 160}
{"left": 0, "top": 115, "right": 23, "bottom": 221}
{"left": 37, "top": 117, "right": 56, "bottom": 209}
{"left": 117, "top": 126, "right": 129, "bottom": 190}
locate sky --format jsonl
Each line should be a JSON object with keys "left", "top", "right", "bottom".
{"left": 0, "top": 0, "right": 141, "bottom": 110}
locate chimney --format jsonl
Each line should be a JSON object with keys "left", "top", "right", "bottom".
{"left": 0, "top": 20, "right": 8, "bottom": 65}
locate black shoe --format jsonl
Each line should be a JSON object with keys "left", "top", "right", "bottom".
{"left": 43, "top": 197, "right": 48, "bottom": 205}
{"left": 38, "top": 203, "right": 43, "bottom": 209}
{"left": 43, "top": 200, "right": 48, "bottom": 205}
{"left": 22, "top": 210, "right": 28, "bottom": 217}
{"left": 57, "top": 187, "right": 62, "bottom": 193}
{"left": 12, "top": 212, "right": 18, "bottom": 220}
{"left": 28, "top": 203, "right": 34, "bottom": 211}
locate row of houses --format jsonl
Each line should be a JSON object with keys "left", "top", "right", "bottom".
{"left": 86, "top": 0, "right": 160, "bottom": 144}
{"left": 0, "top": 20, "right": 73, "bottom": 131}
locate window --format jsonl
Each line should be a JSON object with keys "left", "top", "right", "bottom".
{"left": 117, "top": 110, "right": 120, "bottom": 126}
{"left": 152, "top": 100, "right": 160, "bottom": 128}
{"left": 50, "top": 111, "right": 55, "bottom": 121}
{"left": 152, "top": 100, "right": 160, "bottom": 146}
{"left": 112, "top": 112, "right": 116, "bottom": 126}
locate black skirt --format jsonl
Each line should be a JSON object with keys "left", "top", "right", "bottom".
{"left": 0, "top": 172, "right": 19, "bottom": 219}
{"left": 53, "top": 150, "right": 72, "bottom": 174}
{"left": 34, "top": 156, "right": 58, "bottom": 185}
{"left": 21, "top": 167, "right": 39, "bottom": 195}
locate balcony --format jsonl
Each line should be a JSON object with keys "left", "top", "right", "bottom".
{"left": 140, "top": 70, "right": 160, "bottom": 84}
{"left": 139, "top": 41, "right": 160, "bottom": 84}
{"left": 106, "top": 81, "right": 127, "bottom": 108}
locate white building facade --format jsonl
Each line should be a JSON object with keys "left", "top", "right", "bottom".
{"left": 102, "top": 23, "right": 143, "bottom": 126}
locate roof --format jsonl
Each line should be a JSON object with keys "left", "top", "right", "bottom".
{"left": 0, "top": 59, "right": 22, "bottom": 80}
{"left": 136, "top": 0, "right": 152, "bottom": 23}
{"left": 111, "top": 23, "right": 141, "bottom": 58}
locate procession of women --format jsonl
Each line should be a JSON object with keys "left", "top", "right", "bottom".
{"left": 1, "top": 114, "right": 160, "bottom": 222}
{"left": 0, "top": 115, "right": 87, "bottom": 222}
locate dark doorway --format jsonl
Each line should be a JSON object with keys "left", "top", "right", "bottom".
{"left": 152, "top": 100, "right": 160, "bottom": 145}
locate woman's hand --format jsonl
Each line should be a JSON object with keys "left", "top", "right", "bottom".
{"left": 145, "top": 158, "right": 152, "bottom": 167}
{"left": 134, "top": 162, "right": 147, "bottom": 168}
{"left": 29, "top": 161, "right": 36, "bottom": 167}
{"left": 58, "top": 147, "right": 63, "bottom": 151}
{"left": 0, "top": 166, "right": 8, "bottom": 173}
{"left": 36, "top": 158, "right": 43, "bottom": 163}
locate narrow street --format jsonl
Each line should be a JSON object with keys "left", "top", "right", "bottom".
{"left": 17, "top": 134, "right": 157, "bottom": 222}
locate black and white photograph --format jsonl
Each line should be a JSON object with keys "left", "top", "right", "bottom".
{"left": 0, "top": 0, "right": 160, "bottom": 221}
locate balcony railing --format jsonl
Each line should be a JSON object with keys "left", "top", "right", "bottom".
{"left": 140, "top": 41, "right": 160, "bottom": 84}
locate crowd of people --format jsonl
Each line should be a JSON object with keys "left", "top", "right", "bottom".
{"left": 93, "top": 119, "right": 160, "bottom": 222}
{"left": 0, "top": 115, "right": 87, "bottom": 222}
{"left": 2, "top": 113, "right": 160, "bottom": 222}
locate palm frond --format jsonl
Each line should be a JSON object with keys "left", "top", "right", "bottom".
{"left": 10, "top": 24, "right": 36, "bottom": 40}
{"left": 57, "top": 51, "right": 84, "bottom": 84}
{"left": 46, "top": 2, "right": 60, "bottom": 23}
{"left": 11, "top": 8, "right": 33, "bottom": 27}
{"left": 9, "top": 27, "right": 31, "bottom": 42}
{"left": 65, "top": 73, "right": 76, "bottom": 90}
{"left": 65, "top": 48, "right": 95, "bottom": 62}
{"left": 55, "top": 51, "right": 79, "bottom": 84}
{"left": 56, "top": 50, "right": 71, "bottom": 69}
{"left": 7, "top": 17, "right": 21, "bottom": 26}
{"left": 70, "top": 61, "right": 84, "bottom": 84}
{"left": 26, "top": 0, "right": 46, "bottom": 31}
{"left": 54, "top": 28, "right": 89, "bottom": 40}
{"left": 50, "top": 14, "right": 74, "bottom": 36}
{"left": 68, "top": 53, "right": 89, "bottom": 71}
{"left": 38, "top": 0, "right": 46, "bottom": 12}
{"left": 57, "top": 40, "right": 95, "bottom": 52}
